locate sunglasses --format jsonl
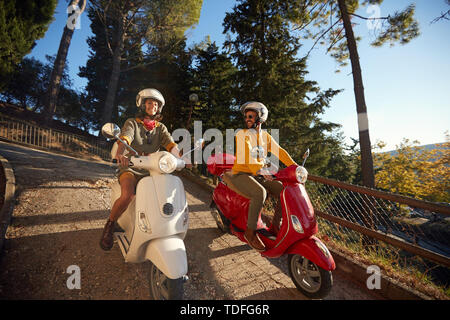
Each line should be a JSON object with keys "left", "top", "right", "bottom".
{"left": 244, "top": 114, "right": 255, "bottom": 119}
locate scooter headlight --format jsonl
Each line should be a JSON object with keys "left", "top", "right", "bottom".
{"left": 296, "top": 166, "right": 308, "bottom": 184}
{"left": 159, "top": 154, "right": 177, "bottom": 173}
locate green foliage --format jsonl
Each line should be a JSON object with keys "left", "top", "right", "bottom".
{"left": 0, "top": 56, "right": 89, "bottom": 129}
{"left": 78, "top": 6, "right": 114, "bottom": 130}
{"left": 374, "top": 136, "right": 450, "bottom": 203}
{"left": 223, "top": 0, "right": 344, "bottom": 175}
{"left": 81, "top": 0, "right": 203, "bottom": 127}
{"left": 290, "top": 0, "right": 420, "bottom": 70}
{"left": 0, "top": 0, "right": 57, "bottom": 89}
{"left": 143, "top": 0, "right": 203, "bottom": 46}
{"left": 191, "top": 42, "right": 238, "bottom": 132}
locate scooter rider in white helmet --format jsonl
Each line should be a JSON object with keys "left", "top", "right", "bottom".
{"left": 228, "top": 101, "right": 298, "bottom": 252}
{"left": 100, "top": 88, "right": 185, "bottom": 251}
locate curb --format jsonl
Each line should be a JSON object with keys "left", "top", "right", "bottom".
{"left": 0, "top": 154, "right": 16, "bottom": 254}
{"left": 177, "top": 169, "right": 433, "bottom": 300}
{"left": 330, "top": 248, "right": 431, "bottom": 300}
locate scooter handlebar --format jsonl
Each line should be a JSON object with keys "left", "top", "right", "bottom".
{"left": 111, "top": 158, "right": 134, "bottom": 167}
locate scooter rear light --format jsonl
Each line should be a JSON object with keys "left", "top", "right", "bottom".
{"left": 291, "top": 215, "right": 304, "bottom": 234}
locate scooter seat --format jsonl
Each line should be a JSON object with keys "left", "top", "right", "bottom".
{"left": 222, "top": 171, "right": 250, "bottom": 199}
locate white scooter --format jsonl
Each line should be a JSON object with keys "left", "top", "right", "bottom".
{"left": 101, "top": 123, "right": 202, "bottom": 300}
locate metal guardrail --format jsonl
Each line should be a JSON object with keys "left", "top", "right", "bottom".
{"left": 306, "top": 174, "right": 450, "bottom": 282}
{"left": 0, "top": 114, "right": 111, "bottom": 160}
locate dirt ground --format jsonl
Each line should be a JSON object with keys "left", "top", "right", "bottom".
{"left": 0, "top": 141, "right": 380, "bottom": 300}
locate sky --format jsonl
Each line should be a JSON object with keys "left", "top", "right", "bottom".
{"left": 27, "top": 0, "right": 450, "bottom": 151}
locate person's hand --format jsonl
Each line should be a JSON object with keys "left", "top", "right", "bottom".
{"left": 185, "top": 162, "right": 193, "bottom": 169}
{"left": 115, "top": 154, "right": 129, "bottom": 167}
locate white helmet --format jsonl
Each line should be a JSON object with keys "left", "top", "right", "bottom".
{"left": 136, "top": 88, "right": 165, "bottom": 113}
{"left": 240, "top": 101, "right": 268, "bottom": 123}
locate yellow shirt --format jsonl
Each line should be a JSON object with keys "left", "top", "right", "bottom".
{"left": 231, "top": 129, "right": 296, "bottom": 175}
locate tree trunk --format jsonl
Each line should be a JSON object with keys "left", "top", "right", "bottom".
{"left": 338, "top": 0, "right": 377, "bottom": 250}
{"left": 337, "top": 0, "right": 375, "bottom": 189}
{"left": 44, "top": 0, "right": 86, "bottom": 125}
{"left": 44, "top": 26, "right": 74, "bottom": 123}
{"left": 100, "top": 15, "right": 125, "bottom": 128}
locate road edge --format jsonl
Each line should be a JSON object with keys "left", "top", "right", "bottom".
{"left": 0, "top": 154, "right": 16, "bottom": 254}
{"left": 176, "top": 169, "right": 434, "bottom": 300}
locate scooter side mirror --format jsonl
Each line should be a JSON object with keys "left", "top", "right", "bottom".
{"left": 102, "top": 123, "right": 121, "bottom": 140}
{"left": 302, "top": 148, "right": 310, "bottom": 167}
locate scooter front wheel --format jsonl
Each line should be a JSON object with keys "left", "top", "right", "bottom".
{"left": 288, "top": 254, "right": 333, "bottom": 299}
{"left": 148, "top": 262, "right": 184, "bottom": 300}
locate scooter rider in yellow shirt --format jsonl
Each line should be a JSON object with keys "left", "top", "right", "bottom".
{"left": 229, "top": 102, "right": 298, "bottom": 252}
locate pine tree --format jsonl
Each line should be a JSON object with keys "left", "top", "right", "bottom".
{"left": 43, "top": 0, "right": 86, "bottom": 124}
{"left": 290, "top": 0, "right": 420, "bottom": 187}
{"left": 88, "top": 0, "right": 203, "bottom": 128}
{"left": 191, "top": 42, "right": 238, "bottom": 132}
{"left": 223, "top": 0, "right": 342, "bottom": 174}
{"left": 0, "top": 0, "right": 57, "bottom": 89}
{"left": 78, "top": 5, "right": 115, "bottom": 130}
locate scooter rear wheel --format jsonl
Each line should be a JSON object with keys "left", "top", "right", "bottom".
{"left": 210, "top": 204, "right": 231, "bottom": 234}
{"left": 288, "top": 254, "right": 333, "bottom": 299}
{"left": 148, "top": 262, "right": 184, "bottom": 300}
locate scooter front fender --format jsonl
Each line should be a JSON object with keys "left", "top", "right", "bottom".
{"left": 145, "top": 235, "right": 188, "bottom": 279}
{"left": 286, "top": 236, "right": 336, "bottom": 271}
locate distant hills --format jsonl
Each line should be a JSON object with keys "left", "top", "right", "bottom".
{"left": 381, "top": 142, "right": 447, "bottom": 157}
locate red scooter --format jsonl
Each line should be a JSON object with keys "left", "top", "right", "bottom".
{"left": 207, "top": 150, "right": 335, "bottom": 299}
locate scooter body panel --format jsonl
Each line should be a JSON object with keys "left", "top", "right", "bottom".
{"left": 286, "top": 236, "right": 336, "bottom": 271}
{"left": 112, "top": 174, "right": 189, "bottom": 264}
{"left": 144, "top": 235, "right": 188, "bottom": 279}
{"left": 213, "top": 182, "right": 267, "bottom": 230}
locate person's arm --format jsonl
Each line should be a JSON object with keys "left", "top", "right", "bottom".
{"left": 115, "top": 120, "right": 135, "bottom": 167}
{"left": 268, "top": 133, "right": 297, "bottom": 167}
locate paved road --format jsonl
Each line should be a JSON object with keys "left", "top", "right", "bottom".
{"left": 0, "top": 141, "right": 380, "bottom": 300}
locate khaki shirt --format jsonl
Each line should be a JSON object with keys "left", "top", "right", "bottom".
{"left": 118, "top": 118, "right": 177, "bottom": 178}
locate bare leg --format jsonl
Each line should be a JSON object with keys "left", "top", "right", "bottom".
{"left": 109, "top": 173, "right": 137, "bottom": 222}
{"left": 100, "top": 173, "right": 137, "bottom": 250}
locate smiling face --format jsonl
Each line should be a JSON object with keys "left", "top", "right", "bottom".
{"left": 244, "top": 110, "right": 257, "bottom": 129}
{"left": 144, "top": 98, "right": 160, "bottom": 116}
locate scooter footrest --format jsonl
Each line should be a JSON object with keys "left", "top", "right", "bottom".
{"left": 113, "top": 224, "right": 125, "bottom": 233}
{"left": 257, "top": 228, "right": 276, "bottom": 241}
{"left": 232, "top": 224, "right": 276, "bottom": 241}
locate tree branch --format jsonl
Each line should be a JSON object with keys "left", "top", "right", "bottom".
{"left": 350, "top": 13, "right": 389, "bottom": 20}
{"left": 431, "top": 9, "right": 450, "bottom": 24}
{"left": 305, "top": 19, "right": 340, "bottom": 58}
